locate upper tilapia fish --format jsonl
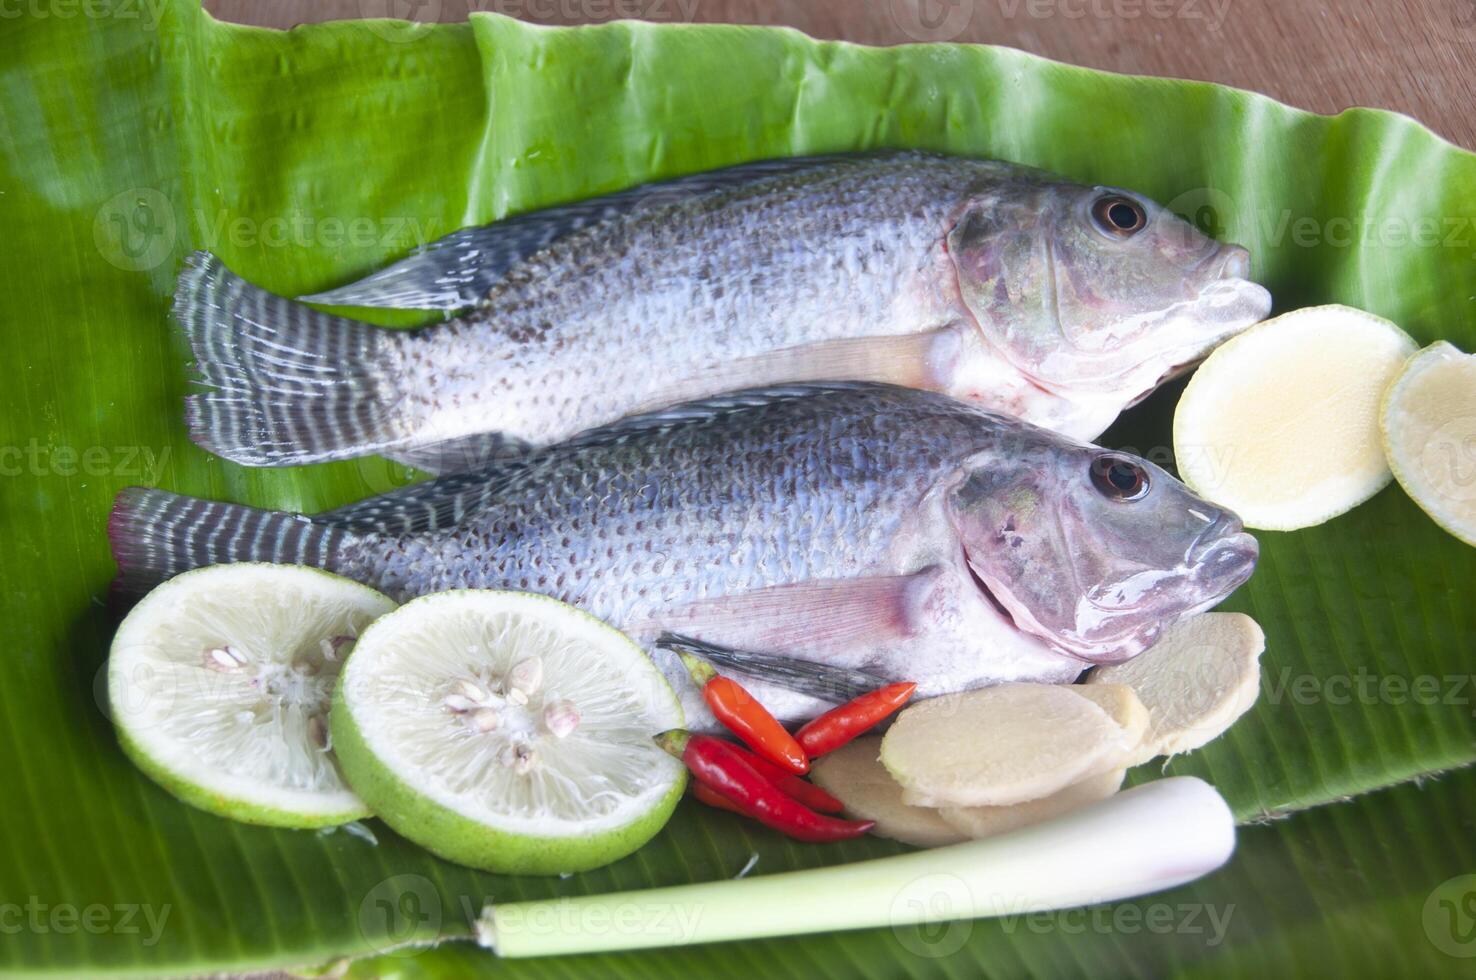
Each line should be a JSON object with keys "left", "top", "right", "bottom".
{"left": 176, "top": 152, "right": 1270, "bottom": 474}
{"left": 112, "top": 384, "right": 1258, "bottom": 723}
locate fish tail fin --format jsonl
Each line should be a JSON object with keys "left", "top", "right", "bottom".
{"left": 175, "top": 251, "right": 408, "bottom": 466}
{"left": 108, "top": 487, "right": 355, "bottom": 596}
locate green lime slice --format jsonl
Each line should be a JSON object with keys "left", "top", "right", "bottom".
{"left": 331, "top": 590, "right": 686, "bottom": 875}
{"left": 109, "top": 563, "right": 395, "bottom": 827}
{"left": 1381, "top": 340, "right": 1476, "bottom": 546}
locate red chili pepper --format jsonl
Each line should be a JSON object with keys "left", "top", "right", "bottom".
{"left": 725, "top": 743, "right": 845, "bottom": 814}
{"left": 691, "top": 781, "right": 745, "bottom": 815}
{"left": 657, "top": 730, "right": 873, "bottom": 843}
{"left": 677, "top": 652, "right": 808, "bottom": 774}
{"left": 795, "top": 681, "right": 917, "bottom": 757}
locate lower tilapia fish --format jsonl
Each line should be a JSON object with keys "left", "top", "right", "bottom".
{"left": 112, "top": 384, "right": 1258, "bottom": 724}
{"left": 175, "top": 152, "right": 1270, "bottom": 474}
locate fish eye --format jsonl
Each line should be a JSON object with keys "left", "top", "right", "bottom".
{"left": 1091, "top": 194, "right": 1147, "bottom": 238}
{"left": 1090, "top": 454, "right": 1151, "bottom": 501}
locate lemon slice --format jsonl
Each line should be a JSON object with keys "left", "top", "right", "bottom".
{"left": 108, "top": 564, "right": 395, "bottom": 828}
{"left": 1173, "top": 305, "right": 1416, "bottom": 530}
{"left": 1381, "top": 341, "right": 1476, "bottom": 546}
{"left": 330, "top": 590, "right": 685, "bottom": 875}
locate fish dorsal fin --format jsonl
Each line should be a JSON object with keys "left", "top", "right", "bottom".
{"left": 383, "top": 431, "right": 533, "bottom": 476}
{"left": 297, "top": 155, "right": 861, "bottom": 311}
{"left": 316, "top": 383, "right": 897, "bottom": 536}
{"left": 317, "top": 465, "right": 526, "bottom": 535}
{"left": 555, "top": 382, "right": 895, "bottom": 451}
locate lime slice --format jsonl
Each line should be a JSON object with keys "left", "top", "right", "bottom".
{"left": 108, "top": 563, "right": 395, "bottom": 828}
{"left": 1173, "top": 304, "right": 1416, "bottom": 530}
{"left": 330, "top": 590, "right": 686, "bottom": 875}
{"left": 1382, "top": 341, "right": 1476, "bottom": 546}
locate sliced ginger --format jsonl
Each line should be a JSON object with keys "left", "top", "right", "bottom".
{"left": 1088, "top": 612, "right": 1263, "bottom": 759}
{"left": 808, "top": 736, "right": 965, "bottom": 847}
{"left": 939, "top": 767, "right": 1125, "bottom": 839}
{"left": 1070, "top": 683, "right": 1148, "bottom": 757}
{"left": 881, "top": 684, "right": 1134, "bottom": 808}
{"left": 833, "top": 615, "right": 1263, "bottom": 844}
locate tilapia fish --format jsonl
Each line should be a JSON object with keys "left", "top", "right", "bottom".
{"left": 176, "top": 152, "right": 1270, "bottom": 474}
{"left": 112, "top": 384, "right": 1258, "bottom": 724}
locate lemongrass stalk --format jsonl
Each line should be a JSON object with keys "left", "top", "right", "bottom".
{"left": 478, "top": 776, "right": 1234, "bottom": 958}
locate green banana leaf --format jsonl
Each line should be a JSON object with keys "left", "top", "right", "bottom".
{"left": 344, "top": 763, "right": 1476, "bottom": 978}
{"left": 2, "top": 2, "right": 1473, "bottom": 975}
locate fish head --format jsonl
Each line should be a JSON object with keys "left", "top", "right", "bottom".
{"left": 946, "top": 436, "right": 1258, "bottom": 663}
{"left": 947, "top": 180, "right": 1271, "bottom": 401}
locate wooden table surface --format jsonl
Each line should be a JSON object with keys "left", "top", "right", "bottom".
{"left": 206, "top": 0, "right": 1476, "bottom": 151}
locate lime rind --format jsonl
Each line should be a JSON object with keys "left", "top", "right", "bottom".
{"left": 1381, "top": 341, "right": 1476, "bottom": 546}
{"left": 331, "top": 688, "right": 683, "bottom": 875}
{"left": 108, "top": 563, "right": 395, "bottom": 828}
{"left": 331, "top": 590, "right": 685, "bottom": 875}
{"left": 115, "top": 724, "right": 368, "bottom": 829}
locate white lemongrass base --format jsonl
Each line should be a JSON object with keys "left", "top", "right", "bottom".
{"left": 479, "top": 776, "right": 1235, "bottom": 958}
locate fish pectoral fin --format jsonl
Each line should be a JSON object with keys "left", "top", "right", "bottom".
{"left": 646, "top": 568, "right": 940, "bottom": 657}
{"left": 384, "top": 432, "right": 534, "bottom": 476}
{"left": 656, "top": 633, "right": 889, "bottom": 703}
{"left": 630, "top": 328, "right": 957, "bottom": 413}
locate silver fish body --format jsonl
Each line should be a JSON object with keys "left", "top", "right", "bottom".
{"left": 176, "top": 153, "right": 1271, "bottom": 473}
{"left": 113, "top": 384, "right": 1259, "bottom": 725}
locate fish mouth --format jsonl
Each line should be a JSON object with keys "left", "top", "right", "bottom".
{"left": 1124, "top": 355, "right": 1204, "bottom": 407}
{"left": 1190, "top": 243, "right": 1271, "bottom": 328}
{"left": 1200, "top": 242, "right": 1251, "bottom": 281}
{"left": 1121, "top": 269, "right": 1270, "bottom": 406}
{"left": 1190, "top": 529, "right": 1260, "bottom": 593}
{"left": 1083, "top": 520, "right": 1259, "bottom": 619}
